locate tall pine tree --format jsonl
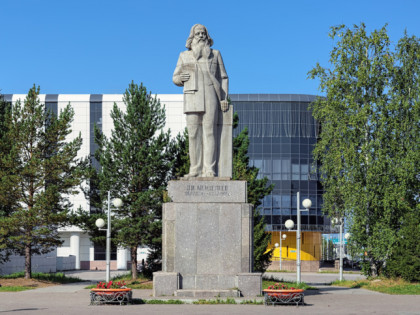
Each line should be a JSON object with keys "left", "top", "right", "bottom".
{"left": 232, "top": 112, "right": 274, "bottom": 272}
{"left": 90, "top": 82, "right": 173, "bottom": 280}
{"left": 0, "top": 85, "right": 86, "bottom": 278}
{"left": 0, "top": 92, "right": 13, "bottom": 264}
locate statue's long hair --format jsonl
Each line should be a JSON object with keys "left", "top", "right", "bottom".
{"left": 185, "top": 24, "right": 213, "bottom": 50}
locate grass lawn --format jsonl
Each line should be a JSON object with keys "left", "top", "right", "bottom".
{"left": 318, "top": 270, "right": 362, "bottom": 274}
{"left": 0, "top": 286, "right": 35, "bottom": 292}
{"left": 331, "top": 278, "right": 420, "bottom": 295}
{"left": 0, "top": 271, "right": 82, "bottom": 292}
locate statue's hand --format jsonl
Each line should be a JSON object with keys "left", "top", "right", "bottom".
{"left": 180, "top": 72, "right": 190, "bottom": 82}
{"left": 220, "top": 100, "right": 229, "bottom": 112}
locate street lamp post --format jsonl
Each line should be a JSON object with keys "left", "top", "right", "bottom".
{"left": 339, "top": 218, "right": 343, "bottom": 281}
{"left": 95, "top": 191, "right": 123, "bottom": 283}
{"left": 280, "top": 233, "right": 286, "bottom": 270}
{"left": 274, "top": 233, "right": 287, "bottom": 271}
{"left": 274, "top": 242, "right": 279, "bottom": 269}
{"left": 333, "top": 217, "right": 344, "bottom": 281}
{"left": 285, "top": 192, "right": 312, "bottom": 283}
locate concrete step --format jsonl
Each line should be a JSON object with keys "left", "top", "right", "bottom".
{"left": 174, "top": 289, "right": 240, "bottom": 298}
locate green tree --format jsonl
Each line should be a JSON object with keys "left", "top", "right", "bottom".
{"left": 309, "top": 24, "right": 420, "bottom": 277}
{"left": 0, "top": 85, "right": 86, "bottom": 278}
{"left": 0, "top": 93, "right": 13, "bottom": 264}
{"left": 168, "top": 128, "right": 189, "bottom": 179}
{"left": 385, "top": 210, "right": 420, "bottom": 281}
{"left": 90, "top": 82, "right": 173, "bottom": 280}
{"left": 232, "top": 112, "right": 274, "bottom": 272}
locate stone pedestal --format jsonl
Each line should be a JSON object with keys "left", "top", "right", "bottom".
{"left": 153, "top": 179, "right": 262, "bottom": 297}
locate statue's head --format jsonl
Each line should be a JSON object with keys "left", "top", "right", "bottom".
{"left": 186, "top": 24, "right": 213, "bottom": 50}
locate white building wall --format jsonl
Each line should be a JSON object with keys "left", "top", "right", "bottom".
{"left": 80, "top": 234, "right": 92, "bottom": 262}
{"left": 57, "top": 234, "right": 71, "bottom": 257}
{"left": 160, "top": 94, "right": 186, "bottom": 136}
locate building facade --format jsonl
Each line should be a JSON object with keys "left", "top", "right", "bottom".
{"left": 231, "top": 94, "right": 334, "bottom": 270}
{"left": 4, "top": 93, "right": 329, "bottom": 271}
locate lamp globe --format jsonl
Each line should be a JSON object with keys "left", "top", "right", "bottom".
{"left": 95, "top": 218, "right": 105, "bottom": 228}
{"left": 285, "top": 219, "right": 295, "bottom": 230}
{"left": 112, "top": 198, "right": 123, "bottom": 208}
{"left": 302, "top": 199, "right": 312, "bottom": 209}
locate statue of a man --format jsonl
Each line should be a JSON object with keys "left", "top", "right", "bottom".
{"left": 173, "top": 24, "right": 229, "bottom": 178}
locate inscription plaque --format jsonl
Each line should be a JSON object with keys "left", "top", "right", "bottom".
{"left": 168, "top": 180, "right": 247, "bottom": 203}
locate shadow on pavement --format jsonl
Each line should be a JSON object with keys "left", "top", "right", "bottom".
{"left": 0, "top": 308, "right": 48, "bottom": 313}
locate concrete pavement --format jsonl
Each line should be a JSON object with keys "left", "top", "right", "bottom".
{"left": 0, "top": 271, "right": 418, "bottom": 315}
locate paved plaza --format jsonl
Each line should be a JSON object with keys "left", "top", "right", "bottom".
{"left": 0, "top": 271, "right": 419, "bottom": 315}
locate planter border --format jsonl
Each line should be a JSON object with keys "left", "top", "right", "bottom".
{"left": 262, "top": 289, "right": 304, "bottom": 306}
{"left": 90, "top": 288, "right": 133, "bottom": 305}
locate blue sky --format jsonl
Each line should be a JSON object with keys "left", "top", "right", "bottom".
{"left": 1, "top": 0, "right": 419, "bottom": 96}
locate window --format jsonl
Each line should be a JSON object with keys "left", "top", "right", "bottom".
{"left": 94, "top": 243, "right": 116, "bottom": 261}
{"left": 90, "top": 101, "right": 102, "bottom": 213}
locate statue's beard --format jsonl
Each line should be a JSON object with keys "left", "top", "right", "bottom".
{"left": 191, "top": 39, "right": 211, "bottom": 60}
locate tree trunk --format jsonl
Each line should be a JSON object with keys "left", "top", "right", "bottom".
{"left": 131, "top": 246, "right": 137, "bottom": 280}
{"left": 369, "top": 256, "right": 378, "bottom": 277}
{"left": 25, "top": 243, "right": 31, "bottom": 279}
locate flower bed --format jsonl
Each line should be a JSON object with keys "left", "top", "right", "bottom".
{"left": 90, "top": 281, "right": 132, "bottom": 305}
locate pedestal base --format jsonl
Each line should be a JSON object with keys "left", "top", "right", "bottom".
{"left": 153, "top": 179, "right": 262, "bottom": 297}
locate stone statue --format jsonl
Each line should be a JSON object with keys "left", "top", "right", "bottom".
{"left": 173, "top": 24, "right": 229, "bottom": 178}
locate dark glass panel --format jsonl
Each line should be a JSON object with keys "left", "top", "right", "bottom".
{"left": 291, "top": 137, "right": 300, "bottom": 144}
{"left": 279, "top": 181, "right": 291, "bottom": 189}
{"left": 281, "top": 209, "right": 291, "bottom": 216}
{"left": 272, "top": 144, "right": 281, "bottom": 153}
{"left": 272, "top": 216, "right": 282, "bottom": 224}
{"left": 263, "top": 144, "right": 271, "bottom": 152}
{"left": 291, "top": 181, "right": 300, "bottom": 189}
{"left": 300, "top": 145, "right": 309, "bottom": 154}
{"left": 309, "top": 181, "right": 317, "bottom": 191}
{"left": 263, "top": 195, "right": 272, "bottom": 207}
{"left": 272, "top": 194, "right": 281, "bottom": 208}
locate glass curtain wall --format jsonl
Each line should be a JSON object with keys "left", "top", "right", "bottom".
{"left": 231, "top": 94, "right": 331, "bottom": 233}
